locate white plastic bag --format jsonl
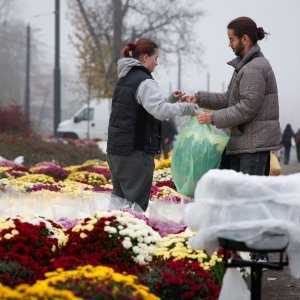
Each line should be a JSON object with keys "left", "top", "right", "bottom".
{"left": 219, "top": 269, "right": 250, "bottom": 300}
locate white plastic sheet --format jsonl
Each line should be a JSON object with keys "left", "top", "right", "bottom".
{"left": 0, "top": 156, "right": 24, "bottom": 164}
{"left": 149, "top": 199, "right": 190, "bottom": 224}
{"left": 0, "top": 190, "right": 113, "bottom": 219}
{"left": 0, "top": 190, "right": 148, "bottom": 219}
{"left": 184, "top": 169, "right": 300, "bottom": 278}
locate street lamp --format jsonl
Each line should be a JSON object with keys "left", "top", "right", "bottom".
{"left": 54, "top": 0, "right": 61, "bottom": 136}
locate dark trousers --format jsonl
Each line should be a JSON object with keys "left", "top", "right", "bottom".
{"left": 220, "top": 150, "right": 270, "bottom": 176}
{"left": 296, "top": 144, "right": 300, "bottom": 162}
{"left": 229, "top": 151, "right": 270, "bottom": 176}
{"left": 107, "top": 151, "right": 155, "bottom": 211}
{"left": 161, "top": 142, "right": 173, "bottom": 159}
{"left": 283, "top": 142, "right": 291, "bottom": 164}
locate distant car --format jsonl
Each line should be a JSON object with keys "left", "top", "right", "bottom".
{"left": 57, "top": 98, "right": 111, "bottom": 140}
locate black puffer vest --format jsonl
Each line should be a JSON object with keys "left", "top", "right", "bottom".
{"left": 107, "top": 66, "right": 161, "bottom": 155}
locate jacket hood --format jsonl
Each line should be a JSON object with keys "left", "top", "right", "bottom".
{"left": 227, "top": 44, "right": 263, "bottom": 72}
{"left": 117, "top": 58, "right": 145, "bottom": 78}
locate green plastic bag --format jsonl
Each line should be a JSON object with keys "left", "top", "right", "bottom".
{"left": 171, "top": 115, "right": 230, "bottom": 197}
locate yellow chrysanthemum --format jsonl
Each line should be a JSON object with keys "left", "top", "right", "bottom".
{"left": 81, "top": 159, "right": 108, "bottom": 168}
{"left": 156, "top": 230, "right": 223, "bottom": 270}
{"left": 0, "top": 167, "right": 12, "bottom": 173}
{"left": 16, "top": 174, "right": 56, "bottom": 184}
{"left": 13, "top": 265, "right": 159, "bottom": 300}
{"left": 151, "top": 185, "right": 184, "bottom": 201}
{"left": 0, "top": 283, "right": 22, "bottom": 299}
{"left": 57, "top": 179, "right": 92, "bottom": 196}
{"left": 63, "top": 165, "right": 82, "bottom": 172}
{"left": 67, "top": 171, "right": 106, "bottom": 187}
{"left": 29, "top": 165, "right": 47, "bottom": 173}
{"left": 155, "top": 158, "right": 171, "bottom": 170}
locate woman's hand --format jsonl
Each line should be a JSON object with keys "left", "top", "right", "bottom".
{"left": 173, "top": 90, "right": 183, "bottom": 100}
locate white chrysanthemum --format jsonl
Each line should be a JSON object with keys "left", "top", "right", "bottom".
{"left": 135, "top": 254, "right": 146, "bottom": 264}
{"left": 104, "top": 226, "right": 117, "bottom": 234}
{"left": 122, "top": 240, "right": 133, "bottom": 249}
{"left": 132, "top": 246, "right": 140, "bottom": 254}
{"left": 90, "top": 210, "right": 162, "bottom": 264}
{"left": 4, "top": 233, "right": 13, "bottom": 239}
{"left": 144, "top": 236, "right": 152, "bottom": 244}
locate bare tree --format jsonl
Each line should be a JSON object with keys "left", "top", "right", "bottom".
{"left": 0, "top": 0, "right": 15, "bottom": 25}
{"left": 68, "top": 0, "right": 204, "bottom": 97}
{"left": 0, "top": 21, "right": 26, "bottom": 106}
{"left": 0, "top": 0, "right": 25, "bottom": 107}
{"left": 0, "top": 1, "right": 79, "bottom": 134}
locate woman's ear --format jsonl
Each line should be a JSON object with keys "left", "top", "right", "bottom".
{"left": 141, "top": 53, "right": 149, "bottom": 63}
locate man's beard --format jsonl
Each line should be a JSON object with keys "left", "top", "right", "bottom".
{"left": 234, "top": 41, "right": 244, "bottom": 57}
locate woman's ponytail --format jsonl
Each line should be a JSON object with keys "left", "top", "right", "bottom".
{"left": 120, "top": 39, "right": 158, "bottom": 59}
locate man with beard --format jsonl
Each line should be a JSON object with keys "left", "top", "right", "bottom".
{"left": 185, "top": 16, "right": 281, "bottom": 264}
{"left": 186, "top": 16, "right": 281, "bottom": 176}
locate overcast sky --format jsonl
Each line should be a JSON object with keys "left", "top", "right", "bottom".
{"left": 17, "top": 0, "right": 300, "bottom": 131}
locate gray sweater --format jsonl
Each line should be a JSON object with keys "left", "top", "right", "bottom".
{"left": 118, "top": 58, "right": 195, "bottom": 121}
{"left": 196, "top": 45, "right": 281, "bottom": 155}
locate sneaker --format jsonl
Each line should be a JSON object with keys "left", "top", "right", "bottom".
{"left": 250, "top": 253, "right": 269, "bottom": 262}
{"left": 256, "top": 257, "right": 268, "bottom": 263}
{"left": 256, "top": 256, "right": 269, "bottom": 271}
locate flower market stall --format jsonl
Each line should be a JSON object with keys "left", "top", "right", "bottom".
{"left": 0, "top": 157, "right": 224, "bottom": 299}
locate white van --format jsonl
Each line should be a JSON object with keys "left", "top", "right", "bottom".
{"left": 57, "top": 98, "right": 111, "bottom": 140}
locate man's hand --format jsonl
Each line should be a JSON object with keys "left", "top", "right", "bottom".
{"left": 182, "top": 94, "right": 196, "bottom": 103}
{"left": 198, "top": 112, "right": 212, "bottom": 124}
{"left": 163, "top": 138, "right": 169, "bottom": 145}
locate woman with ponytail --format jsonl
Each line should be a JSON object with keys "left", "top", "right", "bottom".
{"left": 107, "top": 38, "right": 197, "bottom": 212}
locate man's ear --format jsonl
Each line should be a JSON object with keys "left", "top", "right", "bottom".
{"left": 242, "top": 34, "right": 250, "bottom": 45}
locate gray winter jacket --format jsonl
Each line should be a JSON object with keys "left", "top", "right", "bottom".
{"left": 196, "top": 44, "right": 281, "bottom": 155}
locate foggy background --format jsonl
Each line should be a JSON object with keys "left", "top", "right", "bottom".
{"left": 2, "top": 0, "right": 299, "bottom": 135}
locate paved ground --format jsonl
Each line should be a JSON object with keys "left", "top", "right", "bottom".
{"left": 261, "top": 149, "right": 300, "bottom": 300}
